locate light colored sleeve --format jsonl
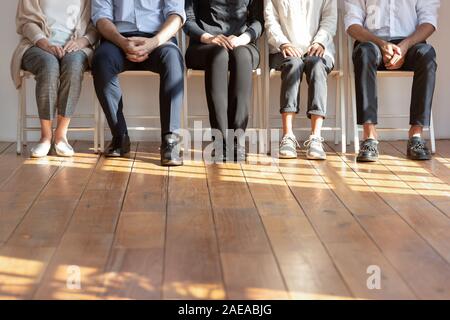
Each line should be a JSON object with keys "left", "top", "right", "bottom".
{"left": 313, "top": 0, "right": 337, "bottom": 48}
{"left": 79, "top": 0, "right": 98, "bottom": 46}
{"left": 416, "top": 0, "right": 440, "bottom": 29}
{"left": 163, "top": 0, "right": 187, "bottom": 24}
{"left": 91, "top": 0, "right": 114, "bottom": 26}
{"left": 344, "top": 0, "right": 366, "bottom": 32}
{"left": 16, "top": 0, "right": 47, "bottom": 44}
{"left": 264, "top": 0, "right": 290, "bottom": 51}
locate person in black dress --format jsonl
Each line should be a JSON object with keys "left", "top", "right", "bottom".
{"left": 184, "top": 0, "right": 264, "bottom": 161}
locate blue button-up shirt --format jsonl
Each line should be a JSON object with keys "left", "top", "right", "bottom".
{"left": 92, "top": 0, "right": 186, "bottom": 34}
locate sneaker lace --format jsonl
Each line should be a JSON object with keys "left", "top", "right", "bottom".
{"left": 304, "top": 137, "right": 324, "bottom": 148}
{"left": 360, "top": 142, "right": 378, "bottom": 153}
{"left": 281, "top": 136, "right": 301, "bottom": 149}
{"left": 412, "top": 141, "right": 426, "bottom": 152}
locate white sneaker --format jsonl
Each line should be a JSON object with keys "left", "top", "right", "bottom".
{"left": 31, "top": 141, "right": 52, "bottom": 158}
{"left": 54, "top": 140, "right": 75, "bottom": 157}
{"left": 304, "top": 135, "right": 326, "bottom": 160}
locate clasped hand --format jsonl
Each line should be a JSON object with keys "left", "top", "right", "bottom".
{"left": 381, "top": 42, "right": 408, "bottom": 70}
{"left": 201, "top": 33, "right": 251, "bottom": 49}
{"left": 121, "top": 37, "right": 159, "bottom": 63}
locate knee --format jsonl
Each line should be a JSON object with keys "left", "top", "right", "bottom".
{"left": 208, "top": 46, "right": 229, "bottom": 66}
{"left": 281, "top": 57, "right": 303, "bottom": 72}
{"left": 231, "top": 46, "right": 252, "bottom": 64}
{"left": 62, "top": 54, "right": 87, "bottom": 78}
{"left": 414, "top": 44, "right": 437, "bottom": 68}
{"left": 36, "top": 55, "right": 60, "bottom": 79}
{"left": 305, "top": 57, "right": 328, "bottom": 77}
{"left": 160, "top": 44, "right": 183, "bottom": 69}
{"left": 353, "top": 42, "right": 379, "bottom": 64}
{"left": 92, "top": 46, "right": 119, "bottom": 76}
{"left": 305, "top": 56, "right": 325, "bottom": 69}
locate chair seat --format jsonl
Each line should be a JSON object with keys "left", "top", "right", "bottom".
{"left": 120, "top": 71, "right": 159, "bottom": 77}
{"left": 269, "top": 69, "right": 343, "bottom": 78}
{"left": 377, "top": 70, "right": 414, "bottom": 77}
{"left": 187, "top": 68, "right": 262, "bottom": 77}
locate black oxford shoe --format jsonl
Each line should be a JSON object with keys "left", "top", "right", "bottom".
{"left": 104, "top": 134, "right": 131, "bottom": 158}
{"left": 407, "top": 137, "right": 432, "bottom": 161}
{"left": 356, "top": 139, "right": 379, "bottom": 163}
{"left": 161, "top": 134, "right": 183, "bottom": 167}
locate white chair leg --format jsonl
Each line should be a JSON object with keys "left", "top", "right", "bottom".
{"left": 94, "top": 93, "right": 99, "bottom": 154}
{"left": 98, "top": 101, "right": 105, "bottom": 153}
{"left": 350, "top": 71, "right": 359, "bottom": 153}
{"left": 430, "top": 112, "right": 436, "bottom": 154}
{"left": 252, "top": 75, "right": 257, "bottom": 128}
{"left": 17, "top": 86, "right": 24, "bottom": 155}
{"left": 21, "top": 81, "right": 28, "bottom": 149}
{"left": 182, "top": 72, "right": 189, "bottom": 131}
{"left": 335, "top": 79, "right": 340, "bottom": 146}
{"left": 257, "top": 73, "right": 265, "bottom": 154}
{"left": 257, "top": 73, "right": 263, "bottom": 129}
{"left": 340, "top": 76, "right": 347, "bottom": 154}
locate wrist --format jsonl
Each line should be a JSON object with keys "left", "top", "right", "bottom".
{"left": 200, "top": 33, "right": 213, "bottom": 44}
{"left": 36, "top": 38, "right": 50, "bottom": 50}
{"left": 116, "top": 35, "right": 129, "bottom": 50}
{"left": 153, "top": 35, "right": 163, "bottom": 48}
{"left": 375, "top": 38, "right": 388, "bottom": 49}
{"left": 400, "top": 39, "right": 412, "bottom": 51}
{"left": 313, "top": 42, "right": 325, "bottom": 49}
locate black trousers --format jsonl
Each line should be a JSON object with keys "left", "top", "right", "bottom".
{"left": 352, "top": 40, "right": 437, "bottom": 126}
{"left": 185, "top": 43, "right": 260, "bottom": 141}
{"left": 92, "top": 33, "right": 184, "bottom": 140}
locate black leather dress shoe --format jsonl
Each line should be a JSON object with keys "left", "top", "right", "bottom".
{"left": 161, "top": 134, "right": 183, "bottom": 167}
{"left": 407, "top": 137, "right": 432, "bottom": 161}
{"left": 104, "top": 134, "right": 131, "bottom": 158}
{"left": 356, "top": 139, "right": 379, "bottom": 162}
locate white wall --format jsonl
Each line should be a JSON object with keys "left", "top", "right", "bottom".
{"left": 0, "top": 0, "right": 449, "bottom": 142}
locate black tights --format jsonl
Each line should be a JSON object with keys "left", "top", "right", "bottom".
{"left": 185, "top": 43, "right": 260, "bottom": 141}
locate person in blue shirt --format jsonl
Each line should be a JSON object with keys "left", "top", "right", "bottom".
{"left": 91, "top": 0, "right": 186, "bottom": 166}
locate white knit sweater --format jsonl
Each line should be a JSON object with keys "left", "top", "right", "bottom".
{"left": 264, "top": 0, "right": 337, "bottom": 64}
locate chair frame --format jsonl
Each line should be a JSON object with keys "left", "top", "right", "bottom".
{"left": 263, "top": 11, "right": 347, "bottom": 154}
{"left": 17, "top": 70, "right": 99, "bottom": 155}
{"left": 347, "top": 37, "right": 436, "bottom": 154}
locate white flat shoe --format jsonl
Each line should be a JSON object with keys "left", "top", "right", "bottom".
{"left": 54, "top": 140, "right": 75, "bottom": 157}
{"left": 31, "top": 142, "right": 52, "bottom": 158}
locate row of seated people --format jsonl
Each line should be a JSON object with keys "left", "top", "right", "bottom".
{"left": 11, "top": 0, "right": 439, "bottom": 166}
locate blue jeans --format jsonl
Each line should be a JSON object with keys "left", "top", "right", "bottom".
{"left": 92, "top": 33, "right": 184, "bottom": 140}
{"left": 22, "top": 47, "right": 88, "bottom": 120}
{"left": 270, "top": 53, "right": 333, "bottom": 118}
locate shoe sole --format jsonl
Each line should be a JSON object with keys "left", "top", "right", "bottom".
{"left": 307, "top": 153, "right": 327, "bottom": 160}
{"left": 356, "top": 157, "right": 378, "bottom": 163}
{"left": 161, "top": 160, "right": 184, "bottom": 167}
{"left": 104, "top": 151, "right": 130, "bottom": 158}
{"left": 55, "top": 151, "right": 74, "bottom": 157}
{"left": 279, "top": 153, "right": 297, "bottom": 159}
{"left": 30, "top": 154, "right": 48, "bottom": 159}
{"left": 307, "top": 156, "right": 327, "bottom": 161}
{"left": 407, "top": 155, "right": 432, "bottom": 161}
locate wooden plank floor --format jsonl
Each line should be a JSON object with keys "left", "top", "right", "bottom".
{"left": 0, "top": 140, "right": 449, "bottom": 300}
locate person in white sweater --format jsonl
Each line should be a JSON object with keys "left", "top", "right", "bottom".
{"left": 265, "top": 0, "right": 337, "bottom": 160}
